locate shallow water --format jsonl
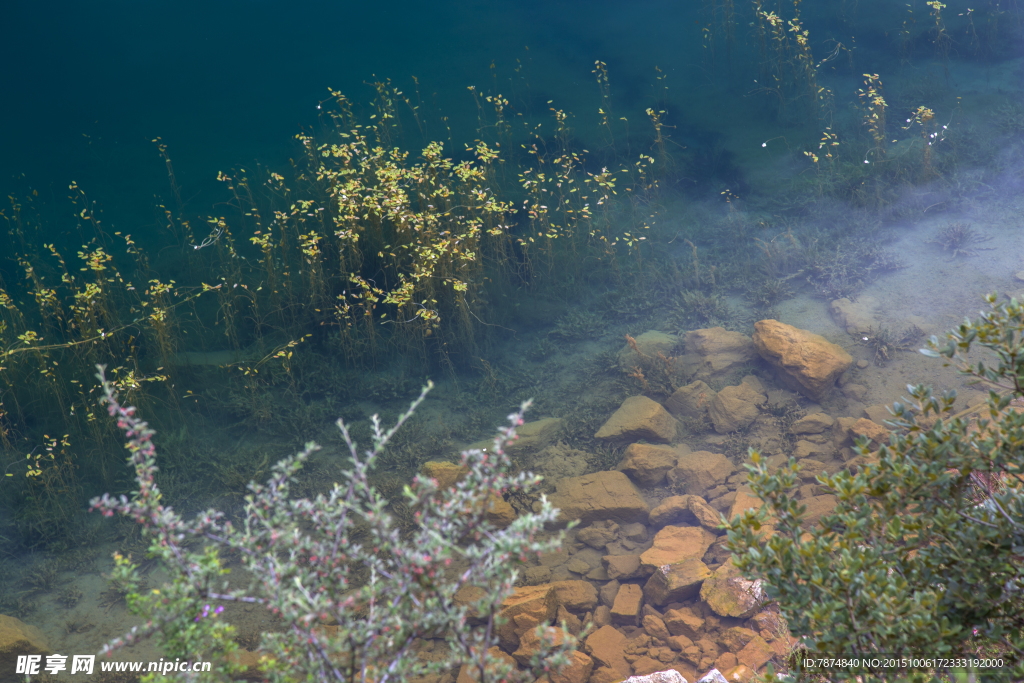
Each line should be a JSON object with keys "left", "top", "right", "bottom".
{"left": 2, "top": 0, "right": 1022, "bottom": 677}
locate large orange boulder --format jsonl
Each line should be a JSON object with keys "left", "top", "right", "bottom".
{"left": 752, "top": 320, "right": 852, "bottom": 400}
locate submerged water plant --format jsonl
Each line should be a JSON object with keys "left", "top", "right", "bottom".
{"left": 928, "top": 221, "right": 995, "bottom": 259}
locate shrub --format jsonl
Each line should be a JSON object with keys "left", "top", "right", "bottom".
{"left": 727, "top": 293, "right": 1024, "bottom": 683}
{"left": 91, "top": 369, "right": 579, "bottom": 682}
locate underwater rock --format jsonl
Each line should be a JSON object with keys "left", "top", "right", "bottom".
{"left": 639, "top": 525, "right": 718, "bottom": 572}
{"left": 829, "top": 296, "right": 880, "bottom": 335}
{"left": 549, "top": 471, "right": 650, "bottom": 525}
{"left": 534, "top": 443, "right": 590, "bottom": 482}
{"left": 0, "top": 615, "right": 50, "bottom": 675}
{"left": 718, "top": 627, "right": 758, "bottom": 653}
{"left": 664, "top": 606, "right": 705, "bottom": 639}
{"left": 513, "top": 625, "right": 570, "bottom": 666}
{"left": 683, "top": 328, "right": 757, "bottom": 381}
{"left": 841, "top": 383, "right": 868, "bottom": 401}
{"left": 532, "top": 649, "right": 594, "bottom": 683}
{"left": 863, "top": 403, "right": 892, "bottom": 424}
{"left": 688, "top": 496, "right": 724, "bottom": 532}
{"left": 699, "top": 562, "right": 763, "bottom": 619}
{"left": 796, "top": 458, "right": 829, "bottom": 480}
{"left": 509, "top": 416, "right": 564, "bottom": 453}
{"left": 650, "top": 495, "right": 722, "bottom": 532}
{"left": 486, "top": 494, "right": 517, "bottom": 528}
{"left": 708, "top": 378, "right": 767, "bottom": 434}
{"left": 548, "top": 579, "right": 600, "bottom": 612}
{"left": 604, "top": 554, "right": 644, "bottom": 580}
{"left": 578, "top": 520, "right": 620, "bottom": 549}
{"left": 790, "top": 412, "right": 834, "bottom": 434}
{"left": 667, "top": 451, "right": 734, "bottom": 496}
{"left": 799, "top": 494, "right": 838, "bottom": 530}
{"left": 649, "top": 495, "right": 697, "bottom": 528}
{"left": 642, "top": 614, "right": 672, "bottom": 641}
{"left": 727, "top": 489, "right": 765, "bottom": 523}
{"left": 619, "top": 443, "right": 689, "bottom": 487}
{"left": 596, "top": 396, "right": 679, "bottom": 443}
{"left": 735, "top": 636, "right": 774, "bottom": 672}
{"left": 833, "top": 416, "right": 888, "bottom": 448}
{"left": 585, "top": 625, "right": 632, "bottom": 677}
{"left": 457, "top": 647, "right": 517, "bottom": 682}
{"left": 420, "top": 460, "right": 469, "bottom": 488}
{"left": 610, "top": 583, "right": 645, "bottom": 625}
{"left": 752, "top": 320, "right": 853, "bottom": 400}
{"left": 643, "top": 557, "right": 712, "bottom": 606}
{"left": 618, "top": 330, "right": 680, "bottom": 370}
{"left": 631, "top": 658, "right": 683, "bottom": 677}
{"left": 467, "top": 416, "right": 564, "bottom": 454}
{"left": 664, "top": 380, "right": 716, "bottom": 419}
{"left": 792, "top": 439, "right": 834, "bottom": 460}
{"left": 494, "top": 584, "right": 558, "bottom": 652}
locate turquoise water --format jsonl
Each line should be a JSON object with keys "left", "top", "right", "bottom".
{"left": 1, "top": 0, "right": 1022, "bottom": 673}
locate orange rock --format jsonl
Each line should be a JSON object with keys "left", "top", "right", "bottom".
{"left": 736, "top": 634, "right": 773, "bottom": 670}
{"left": 619, "top": 443, "right": 685, "bottom": 487}
{"left": 512, "top": 625, "right": 569, "bottom": 667}
{"left": 596, "top": 395, "right": 679, "bottom": 443}
{"left": 549, "top": 471, "right": 650, "bottom": 526}
{"left": 639, "top": 525, "right": 718, "bottom": 571}
{"left": 456, "top": 646, "right": 517, "bottom": 683}
{"left": 663, "top": 606, "right": 704, "bottom": 639}
{"left": 709, "top": 381, "right": 766, "bottom": 434}
{"left": 547, "top": 650, "right": 595, "bottom": 683}
{"left": 669, "top": 451, "right": 734, "bottom": 496}
{"left": 665, "top": 380, "right": 717, "bottom": 418}
{"left": 650, "top": 495, "right": 696, "bottom": 528}
{"left": 643, "top": 557, "right": 712, "bottom": 606}
{"left": 547, "top": 580, "right": 599, "bottom": 612}
{"left": 685, "top": 327, "right": 758, "bottom": 380}
{"left": 584, "top": 625, "right": 631, "bottom": 677}
{"left": 752, "top": 320, "right": 852, "bottom": 400}
{"left": 420, "top": 460, "right": 468, "bottom": 489}
{"left": 495, "top": 584, "right": 558, "bottom": 653}
{"left": 610, "top": 583, "right": 644, "bottom": 626}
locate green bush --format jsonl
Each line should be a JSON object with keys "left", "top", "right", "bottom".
{"left": 727, "top": 293, "right": 1024, "bottom": 683}
{"left": 91, "top": 369, "right": 579, "bottom": 682}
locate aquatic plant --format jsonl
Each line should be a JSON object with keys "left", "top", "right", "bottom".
{"left": 548, "top": 310, "right": 604, "bottom": 341}
{"left": 858, "top": 74, "right": 889, "bottom": 158}
{"left": 746, "top": 276, "right": 793, "bottom": 312}
{"left": 858, "top": 324, "right": 923, "bottom": 366}
{"left": 91, "top": 368, "right": 580, "bottom": 681}
{"left": 1, "top": 69, "right": 669, "bottom": 555}
{"left": 804, "top": 241, "right": 906, "bottom": 300}
{"left": 928, "top": 221, "right": 995, "bottom": 259}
